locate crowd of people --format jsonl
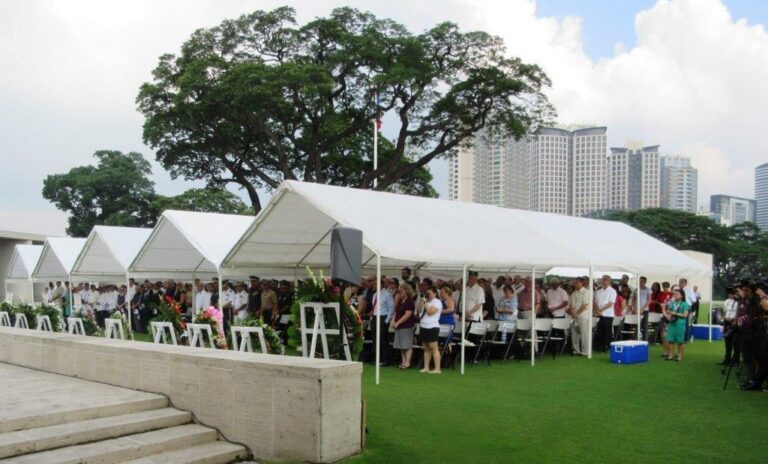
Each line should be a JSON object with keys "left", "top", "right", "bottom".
{"left": 41, "top": 276, "right": 294, "bottom": 333}
{"left": 719, "top": 280, "right": 768, "bottom": 391}
{"left": 347, "top": 267, "right": 707, "bottom": 372}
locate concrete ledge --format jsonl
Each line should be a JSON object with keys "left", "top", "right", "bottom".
{"left": 0, "top": 327, "right": 362, "bottom": 463}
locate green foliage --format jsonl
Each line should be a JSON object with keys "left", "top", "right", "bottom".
{"left": 72, "top": 309, "right": 102, "bottom": 336}
{"left": 233, "top": 317, "right": 285, "bottom": 355}
{"left": 36, "top": 305, "right": 63, "bottom": 331}
{"left": 150, "top": 298, "right": 186, "bottom": 338}
{"left": 151, "top": 188, "right": 252, "bottom": 215}
{"left": 137, "top": 6, "right": 552, "bottom": 211}
{"left": 594, "top": 208, "right": 768, "bottom": 297}
{"left": 42, "top": 151, "right": 157, "bottom": 237}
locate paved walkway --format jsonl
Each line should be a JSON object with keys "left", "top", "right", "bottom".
{"left": 0, "top": 363, "right": 166, "bottom": 434}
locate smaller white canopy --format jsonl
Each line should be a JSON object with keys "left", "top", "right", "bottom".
{"left": 5, "top": 244, "right": 44, "bottom": 280}
{"left": 129, "top": 210, "right": 255, "bottom": 279}
{"left": 70, "top": 226, "right": 153, "bottom": 281}
{"left": 31, "top": 237, "right": 87, "bottom": 281}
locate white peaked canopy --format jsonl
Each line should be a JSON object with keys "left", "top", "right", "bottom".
{"left": 5, "top": 245, "right": 43, "bottom": 280}
{"left": 70, "top": 226, "right": 153, "bottom": 281}
{"left": 222, "top": 181, "right": 710, "bottom": 277}
{"left": 31, "top": 237, "right": 87, "bottom": 281}
{"left": 129, "top": 210, "right": 255, "bottom": 279}
{"left": 223, "top": 181, "right": 588, "bottom": 274}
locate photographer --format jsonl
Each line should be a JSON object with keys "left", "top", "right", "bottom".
{"left": 719, "top": 287, "right": 739, "bottom": 366}
{"left": 737, "top": 281, "right": 767, "bottom": 391}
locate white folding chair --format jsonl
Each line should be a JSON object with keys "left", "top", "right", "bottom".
{"left": 490, "top": 321, "right": 517, "bottom": 361}
{"left": 647, "top": 312, "right": 663, "bottom": 343}
{"left": 467, "top": 322, "right": 490, "bottom": 365}
{"left": 67, "top": 317, "right": 86, "bottom": 335}
{"left": 187, "top": 323, "right": 217, "bottom": 349}
{"left": 621, "top": 314, "right": 640, "bottom": 340}
{"left": 150, "top": 321, "right": 177, "bottom": 345}
{"left": 14, "top": 313, "right": 29, "bottom": 329}
{"left": 36, "top": 315, "right": 53, "bottom": 332}
{"left": 524, "top": 318, "right": 553, "bottom": 359}
{"left": 104, "top": 318, "right": 125, "bottom": 339}
{"left": 612, "top": 316, "right": 624, "bottom": 341}
{"left": 549, "top": 318, "right": 573, "bottom": 357}
{"left": 0, "top": 311, "right": 11, "bottom": 327}
{"left": 231, "top": 325, "right": 268, "bottom": 354}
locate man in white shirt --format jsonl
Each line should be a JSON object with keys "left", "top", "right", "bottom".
{"left": 720, "top": 287, "right": 739, "bottom": 366}
{"left": 233, "top": 282, "right": 249, "bottom": 320}
{"left": 42, "top": 283, "right": 53, "bottom": 304}
{"left": 568, "top": 277, "right": 591, "bottom": 355}
{"left": 594, "top": 275, "right": 617, "bottom": 352}
{"left": 127, "top": 278, "right": 137, "bottom": 307}
{"left": 194, "top": 280, "right": 210, "bottom": 313}
{"left": 546, "top": 279, "right": 569, "bottom": 318}
{"left": 79, "top": 285, "right": 91, "bottom": 311}
{"left": 630, "top": 276, "right": 651, "bottom": 339}
{"left": 464, "top": 271, "right": 485, "bottom": 322}
{"left": 511, "top": 275, "right": 525, "bottom": 295}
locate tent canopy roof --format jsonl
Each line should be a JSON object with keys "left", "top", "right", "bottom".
{"left": 129, "top": 210, "right": 255, "bottom": 279}
{"left": 5, "top": 244, "right": 43, "bottom": 280}
{"left": 223, "top": 181, "right": 710, "bottom": 278}
{"left": 71, "top": 226, "right": 152, "bottom": 280}
{"left": 31, "top": 237, "right": 87, "bottom": 280}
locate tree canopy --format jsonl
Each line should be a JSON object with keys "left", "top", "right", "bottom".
{"left": 137, "top": 6, "right": 552, "bottom": 211}
{"left": 42, "top": 151, "right": 251, "bottom": 236}
{"left": 595, "top": 208, "right": 768, "bottom": 297}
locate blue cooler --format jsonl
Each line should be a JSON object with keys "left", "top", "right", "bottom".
{"left": 610, "top": 341, "right": 649, "bottom": 364}
{"left": 691, "top": 324, "right": 723, "bottom": 340}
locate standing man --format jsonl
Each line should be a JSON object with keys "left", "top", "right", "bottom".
{"left": 568, "top": 277, "right": 591, "bottom": 355}
{"left": 464, "top": 271, "right": 485, "bottom": 322}
{"left": 517, "top": 277, "right": 541, "bottom": 319}
{"left": 594, "top": 275, "right": 617, "bottom": 352}
{"left": 631, "top": 276, "right": 651, "bottom": 340}
{"left": 233, "top": 282, "right": 249, "bottom": 320}
{"left": 371, "top": 277, "right": 394, "bottom": 366}
{"left": 258, "top": 281, "right": 278, "bottom": 327}
{"left": 720, "top": 287, "right": 739, "bottom": 366}
{"left": 247, "top": 276, "right": 261, "bottom": 317}
{"left": 546, "top": 278, "right": 569, "bottom": 318}
{"left": 194, "top": 280, "right": 210, "bottom": 313}
{"left": 51, "top": 281, "right": 64, "bottom": 308}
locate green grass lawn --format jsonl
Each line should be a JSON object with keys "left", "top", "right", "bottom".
{"left": 345, "top": 341, "right": 767, "bottom": 464}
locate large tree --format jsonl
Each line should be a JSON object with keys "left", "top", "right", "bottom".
{"left": 43, "top": 151, "right": 253, "bottom": 236}
{"left": 137, "top": 6, "right": 552, "bottom": 212}
{"left": 42, "top": 150, "right": 157, "bottom": 236}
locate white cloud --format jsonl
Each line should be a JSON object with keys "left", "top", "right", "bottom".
{"left": 0, "top": 0, "right": 764, "bottom": 212}
{"left": 463, "top": 0, "right": 766, "bottom": 205}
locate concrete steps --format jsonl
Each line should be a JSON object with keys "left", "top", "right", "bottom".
{"left": 0, "top": 374, "right": 249, "bottom": 464}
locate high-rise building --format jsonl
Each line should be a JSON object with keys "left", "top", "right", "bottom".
{"left": 709, "top": 194, "right": 757, "bottom": 226}
{"left": 756, "top": 162, "right": 768, "bottom": 231}
{"left": 447, "top": 129, "right": 531, "bottom": 209}
{"left": 607, "top": 142, "right": 660, "bottom": 211}
{"left": 530, "top": 126, "right": 607, "bottom": 216}
{"left": 660, "top": 155, "right": 698, "bottom": 213}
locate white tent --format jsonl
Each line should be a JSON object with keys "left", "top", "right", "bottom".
{"left": 31, "top": 237, "right": 87, "bottom": 281}
{"left": 222, "top": 181, "right": 712, "bottom": 382}
{"left": 4, "top": 244, "right": 43, "bottom": 304}
{"left": 31, "top": 237, "right": 86, "bottom": 316}
{"left": 129, "top": 210, "right": 255, "bottom": 281}
{"left": 71, "top": 226, "right": 152, "bottom": 281}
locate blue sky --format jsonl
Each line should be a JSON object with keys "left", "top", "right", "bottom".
{"left": 538, "top": 0, "right": 767, "bottom": 60}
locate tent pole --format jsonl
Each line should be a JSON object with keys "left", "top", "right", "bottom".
{"left": 708, "top": 276, "right": 713, "bottom": 342}
{"left": 531, "top": 266, "right": 536, "bottom": 367}
{"left": 126, "top": 273, "right": 132, "bottom": 335}
{"left": 461, "top": 265, "right": 467, "bottom": 375}
{"left": 375, "top": 254, "right": 381, "bottom": 385}
{"left": 68, "top": 275, "right": 73, "bottom": 331}
{"left": 587, "top": 263, "right": 594, "bottom": 359}
{"left": 636, "top": 272, "right": 641, "bottom": 342}
{"left": 218, "top": 269, "right": 224, "bottom": 316}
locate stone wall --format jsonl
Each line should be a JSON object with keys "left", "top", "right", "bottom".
{"left": 0, "top": 327, "right": 362, "bottom": 463}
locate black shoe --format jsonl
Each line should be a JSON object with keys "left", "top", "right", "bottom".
{"left": 379, "top": 362, "right": 391, "bottom": 367}
{"left": 717, "top": 360, "right": 728, "bottom": 365}
{"left": 740, "top": 381, "right": 761, "bottom": 391}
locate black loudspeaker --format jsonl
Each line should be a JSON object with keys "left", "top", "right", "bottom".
{"left": 330, "top": 227, "right": 363, "bottom": 285}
